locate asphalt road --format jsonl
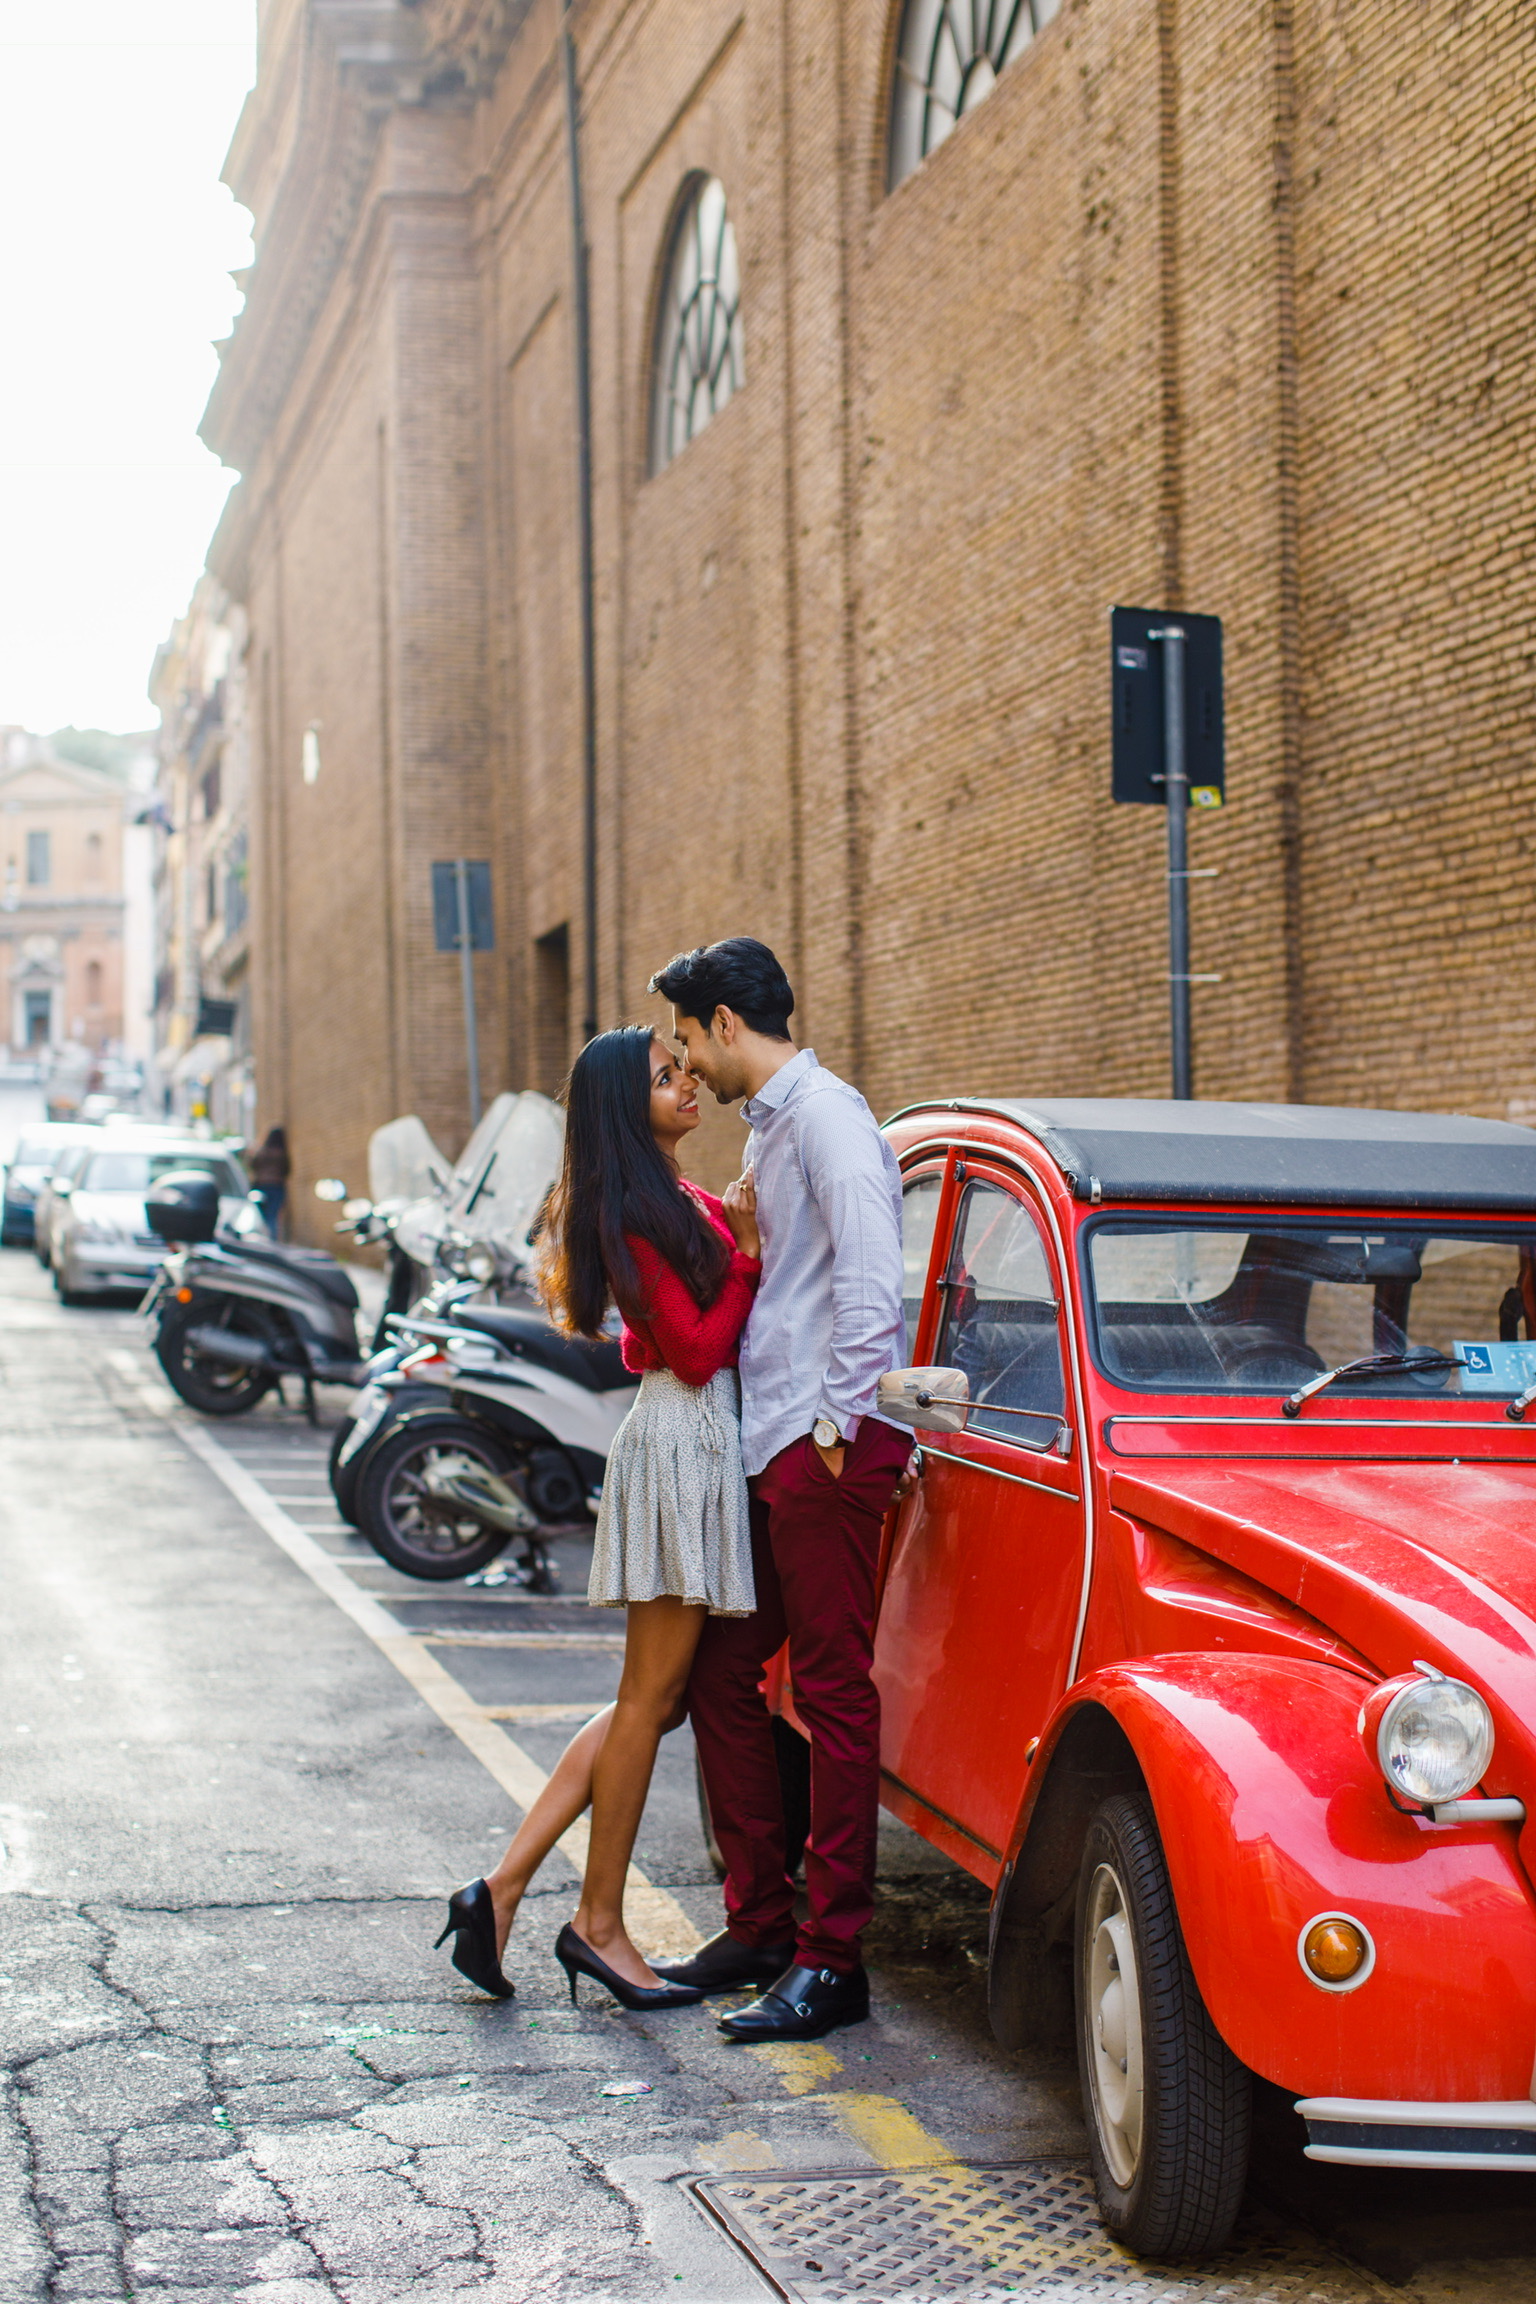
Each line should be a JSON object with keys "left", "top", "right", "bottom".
{"left": 2, "top": 1247, "right": 1534, "bottom": 2303}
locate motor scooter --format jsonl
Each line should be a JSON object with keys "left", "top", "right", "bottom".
{"left": 142, "top": 1171, "right": 369, "bottom": 1418}
{"left": 343, "top": 1303, "right": 636, "bottom": 1583}
{"left": 321, "top": 1091, "right": 564, "bottom": 1491}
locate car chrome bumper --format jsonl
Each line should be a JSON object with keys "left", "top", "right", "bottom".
{"left": 69, "top": 1244, "right": 165, "bottom": 1287}
{"left": 1298, "top": 2095, "right": 1536, "bottom": 2171}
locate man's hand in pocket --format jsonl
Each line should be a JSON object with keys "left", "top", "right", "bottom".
{"left": 891, "top": 1449, "right": 923, "bottom": 1505}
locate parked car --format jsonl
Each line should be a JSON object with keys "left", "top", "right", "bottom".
{"left": 32, "top": 1139, "right": 97, "bottom": 1267}
{"left": 757, "top": 1097, "right": 1536, "bottom": 2260}
{"left": 1, "top": 1123, "right": 99, "bottom": 1246}
{"left": 51, "top": 1138, "right": 252, "bottom": 1304}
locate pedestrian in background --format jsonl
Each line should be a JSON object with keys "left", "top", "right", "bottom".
{"left": 248, "top": 1125, "right": 290, "bottom": 1238}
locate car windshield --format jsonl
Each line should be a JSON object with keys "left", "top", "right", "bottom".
{"left": 1085, "top": 1220, "right": 1536, "bottom": 1399}
{"left": 14, "top": 1137, "right": 69, "bottom": 1166}
{"left": 82, "top": 1151, "right": 242, "bottom": 1196}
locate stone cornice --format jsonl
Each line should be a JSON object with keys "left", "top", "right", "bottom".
{"left": 202, "top": 4, "right": 434, "bottom": 474}
{"left": 405, "top": 0, "right": 538, "bottom": 94}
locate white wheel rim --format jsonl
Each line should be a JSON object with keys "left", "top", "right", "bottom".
{"left": 1084, "top": 1861, "right": 1144, "bottom": 2189}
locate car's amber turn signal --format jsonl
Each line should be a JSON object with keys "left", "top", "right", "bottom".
{"left": 1302, "top": 1917, "right": 1368, "bottom": 1984}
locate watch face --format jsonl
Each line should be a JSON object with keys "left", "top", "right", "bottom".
{"left": 814, "top": 1419, "right": 838, "bottom": 1448}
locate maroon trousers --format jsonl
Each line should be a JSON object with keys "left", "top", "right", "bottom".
{"left": 688, "top": 1416, "right": 913, "bottom": 1972}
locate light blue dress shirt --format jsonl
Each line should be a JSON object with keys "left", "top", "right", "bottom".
{"left": 737, "top": 1047, "right": 906, "bottom": 1477}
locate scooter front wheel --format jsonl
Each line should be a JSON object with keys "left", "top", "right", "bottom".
{"left": 355, "top": 1417, "right": 517, "bottom": 1579}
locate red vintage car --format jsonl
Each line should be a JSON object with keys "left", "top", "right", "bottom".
{"left": 772, "top": 1097, "right": 1536, "bottom": 2259}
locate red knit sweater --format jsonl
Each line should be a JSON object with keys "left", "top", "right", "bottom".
{"left": 619, "top": 1184, "right": 760, "bottom": 1388}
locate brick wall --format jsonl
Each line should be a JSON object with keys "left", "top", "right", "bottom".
{"left": 207, "top": 0, "right": 1536, "bottom": 1224}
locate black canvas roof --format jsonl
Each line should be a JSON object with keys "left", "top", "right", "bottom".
{"left": 891, "top": 1097, "right": 1536, "bottom": 1212}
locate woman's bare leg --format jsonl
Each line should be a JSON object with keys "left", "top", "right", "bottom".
{"left": 570, "top": 1597, "right": 707, "bottom": 1989}
{"left": 483, "top": 1706, "right": 612, "bottom": 1957}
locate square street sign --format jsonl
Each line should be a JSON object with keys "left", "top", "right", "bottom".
{"left": 1111, "top": 607, "right": 1225, "bottom": 807}
{"left": 431, "top": 861, "right": 494, "bottom": 952}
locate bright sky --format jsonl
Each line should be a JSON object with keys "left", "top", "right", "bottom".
{"left": 0, "top": 1, "right": 256, "bottom": 736}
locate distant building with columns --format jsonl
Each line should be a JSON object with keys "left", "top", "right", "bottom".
{"left": 0, "top": 731, "right": 133, "bottom": 1061}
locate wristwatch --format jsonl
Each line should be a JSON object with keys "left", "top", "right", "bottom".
{"left": 812, "top": 1417, "right": 842, "bottom": 1450}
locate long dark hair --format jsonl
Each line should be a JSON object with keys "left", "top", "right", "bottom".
{"left": 539, "top": 1024, "right": 730, "bottom": 1338}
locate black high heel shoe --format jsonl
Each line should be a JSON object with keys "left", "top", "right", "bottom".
{"left": 554, "top": 1923, "right": 704, "bottom": 2012}
{"left": 435, "top": 1879, "right": 514, "bottom": 1999}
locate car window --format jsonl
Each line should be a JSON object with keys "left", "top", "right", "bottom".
{"left": 901, "top": 1173, "right": 944, "bottom": 1359}
{"left": 936, "top": 1180, "right": 1065, "bottom": 1445}
{"left": 51, "top": 1146, "right": 91, "bottom": 1183}
{"left": 1087, "top": 1221, "right": 1536, "bottom": 1397}
{"left": 14, "top": 1137, "right": 64, "bottom": 1166}
{"left": 82, "top": 1151, "right": 242, "bottom": 1196}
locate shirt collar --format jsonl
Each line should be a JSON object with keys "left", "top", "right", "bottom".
{"left": 742, "top": 1046, "right": 818, "bottom": 1124}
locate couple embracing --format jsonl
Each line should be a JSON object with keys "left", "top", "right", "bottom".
{"left": 436, "top": 937, "right": 913, "bottom": 2042}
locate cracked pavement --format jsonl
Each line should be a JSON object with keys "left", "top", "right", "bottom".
{"left": 4, "top": 1247, "right": 1536, "bottom": 2302}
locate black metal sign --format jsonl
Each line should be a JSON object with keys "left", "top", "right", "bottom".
{"left": 1111, "top": 607, "right": 1224, "bottom": 808}
{"left": 431, "top": 861, "right": 494, "bottom": 953}
{"left": 195, "top": 997, "right": 238, "bottom": 1038}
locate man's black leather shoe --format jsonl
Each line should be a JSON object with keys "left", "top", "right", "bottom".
{"left": 648, "top": 1930, "right": 798, "bottom": 1995}
{"left": 717, "top": 1962, "right": 870, "bottom": 2042}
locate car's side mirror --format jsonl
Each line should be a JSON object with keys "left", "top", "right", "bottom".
{"left": 877, "top": 1366, "right": 970, "bottom": 1433}
{"left": 314, "top": 1177, "right": 347, "bottom": 1202}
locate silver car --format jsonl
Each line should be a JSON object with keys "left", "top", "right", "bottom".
{"left": 33, "top": 1140, "right": 98, "bottom": 1267}
{"left": 52, "top": 1140, "right": 252, "bottom": 1304}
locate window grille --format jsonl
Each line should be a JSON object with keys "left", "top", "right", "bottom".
{"left": 650, "top": 175, "right": 744, "bottom": 473}
{"left": 888, "top": 0, "right": 1059, "bottom": 190}
{"left": 25, "top": 829, "right": 49, "bottom": 886}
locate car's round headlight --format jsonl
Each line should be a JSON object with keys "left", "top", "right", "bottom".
{"left": 1367, "top": 1669, "right": 1495, "bottom": 1805}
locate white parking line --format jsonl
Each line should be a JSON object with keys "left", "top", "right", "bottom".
{"left": 103, "top": 1351, "right": 698, "bottom": 1956}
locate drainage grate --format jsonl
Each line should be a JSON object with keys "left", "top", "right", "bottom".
{"left": 692, "top": 2161, "right": 1379, "bottom": 2302}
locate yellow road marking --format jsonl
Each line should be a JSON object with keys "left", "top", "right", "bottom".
{"left": 748, "top": 2041, "right": 842, "bottom": 2096}
{"left": 831, "top": 2092, "right": 960, "bottom": 2167}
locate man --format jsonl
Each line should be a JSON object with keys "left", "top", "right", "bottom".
{"left": 648, "top": 937, "right": 911, "bottom": 2041}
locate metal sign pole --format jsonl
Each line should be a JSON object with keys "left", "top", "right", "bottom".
{"left": 1159, "top": 623, "right": 1193, "bottom": 1100}
{"left": 454, "top": 856, "right": 482, "bottom": 1127}
{"left": 562, "top": 4, "right": 599, "bottom": 1043}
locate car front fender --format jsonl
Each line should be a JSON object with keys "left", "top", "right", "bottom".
{"left": 1019, "top": 1655, "right": 1536, "bottom": 2101}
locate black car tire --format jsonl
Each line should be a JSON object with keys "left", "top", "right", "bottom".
{"left": 156, "top": 1301, "right": 275, "bottom": 1416}
{"left": 1075, "top": 1791, "right": 1250, "bottom": 2260}
{"left": 355, "top": 1416, "right": 517, "bottom": 1580}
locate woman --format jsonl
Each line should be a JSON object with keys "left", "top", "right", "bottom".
{"left": 435, "top": 1025, "right": 760, "bottom": 2009}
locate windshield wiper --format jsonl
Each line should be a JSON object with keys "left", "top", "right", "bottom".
{"left": 1282, "top": 1351, "right": 1461, "bottom": 1419}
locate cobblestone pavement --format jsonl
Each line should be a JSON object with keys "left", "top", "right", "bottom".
{"left": 2, "top": 1250, "right": 1534, "bottom": 2302}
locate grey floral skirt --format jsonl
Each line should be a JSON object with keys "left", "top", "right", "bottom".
{"left": 588, "top": 1365, "right": 755, "bottom": 1617}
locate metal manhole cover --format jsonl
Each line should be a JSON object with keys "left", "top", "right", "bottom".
{"left": 691, "top": 2162, "right": 1380, "bottom": 2302}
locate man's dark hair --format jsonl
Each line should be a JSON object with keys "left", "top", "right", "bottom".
{"left": 649, "top": 937, "right": 795, "bottom": 1041}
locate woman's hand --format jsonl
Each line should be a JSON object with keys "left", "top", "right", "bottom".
{"left": 721, "top": 1173, "right": 760, "bottom": 1261}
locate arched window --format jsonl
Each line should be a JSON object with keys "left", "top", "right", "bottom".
{"left": 887, "top": 0, "right": 1059, "bottom": 191}
{"left": 650, "top": 175, "right": 744, "bottom": 473}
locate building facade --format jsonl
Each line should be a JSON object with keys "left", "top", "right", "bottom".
{"left": 201, "top": 0, "right": 1536, "bottom": 1220}
{"left": 149, "top": 575, "right": 257, "bottom": 1136}
{"left": 0, "top": 731, "right": 131, "bottom": 1068}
